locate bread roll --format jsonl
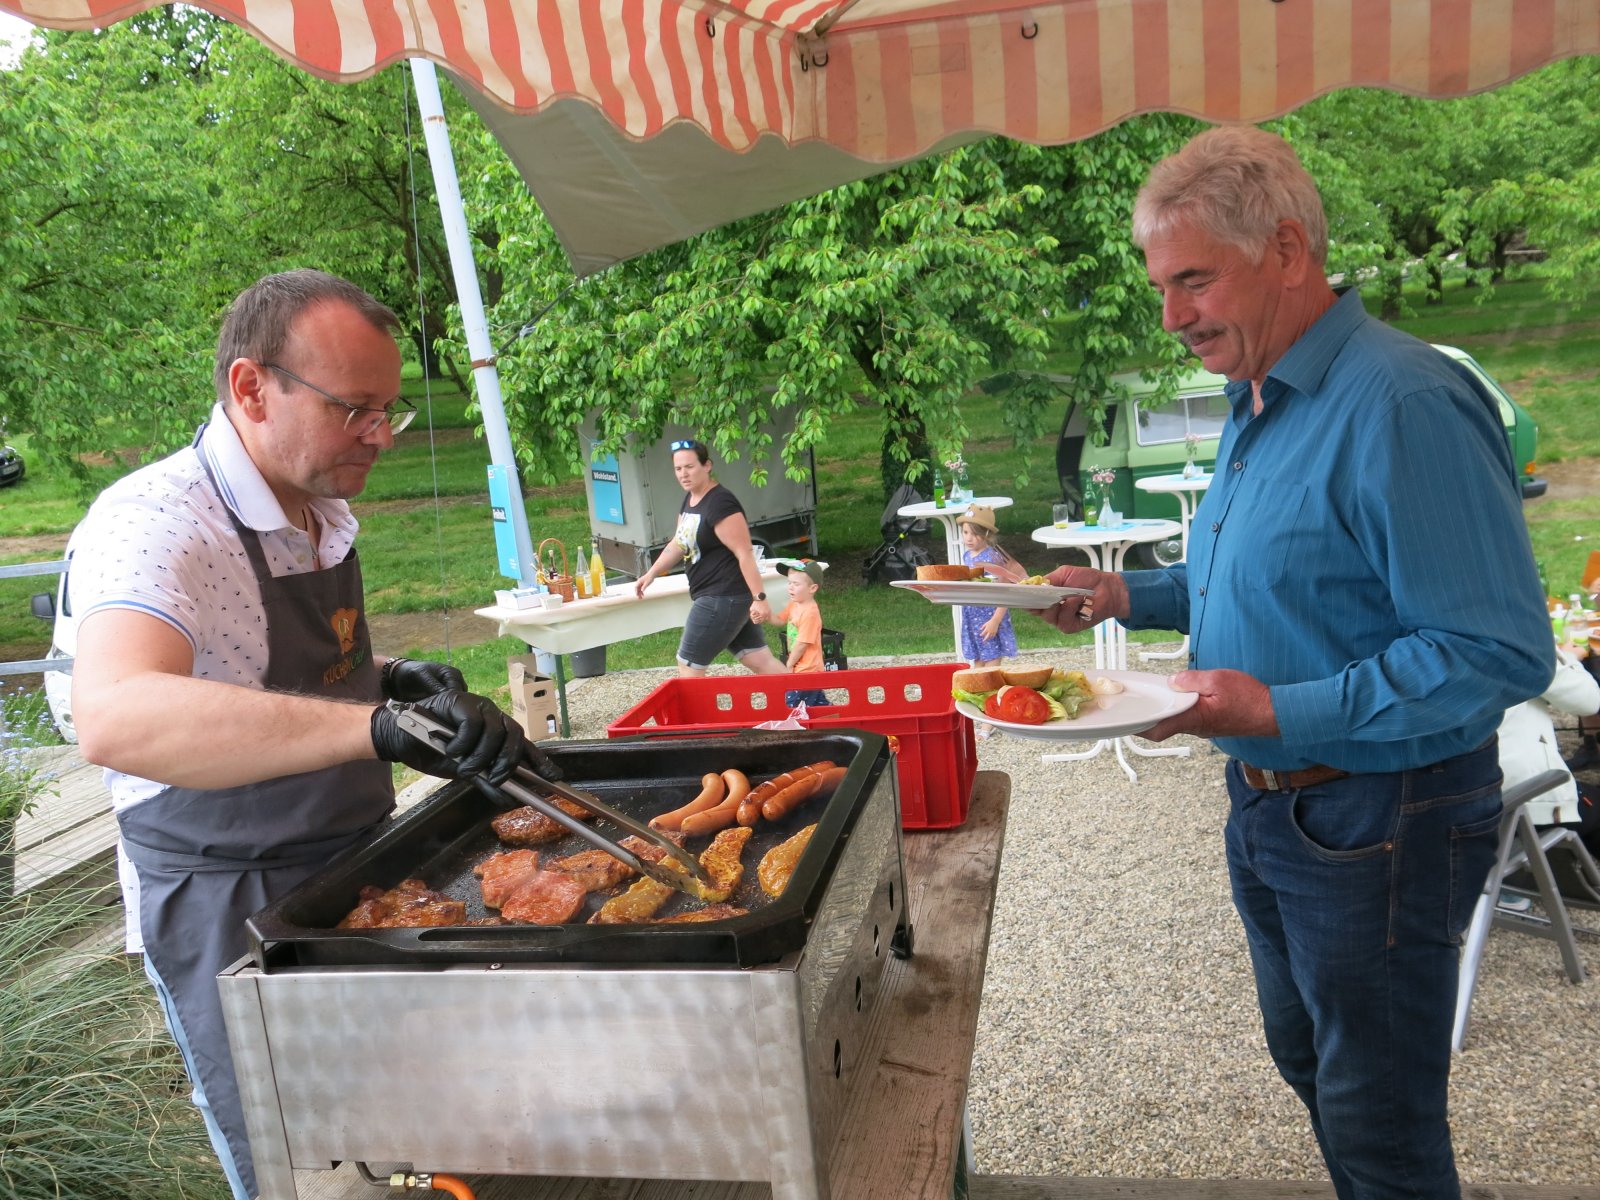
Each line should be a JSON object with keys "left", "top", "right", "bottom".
{"left": 952, "top": 667, "right": 1005, "bottom": 694}
{"left": 1001, "top": 665, "right": 1053, "bottom": 689}
{"left": 916, "top": 564, "right": 983, "bottom": 582}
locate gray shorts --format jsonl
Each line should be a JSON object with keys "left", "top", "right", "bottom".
{"left": 678, "top": 593, "right": 769, "bottom": 669}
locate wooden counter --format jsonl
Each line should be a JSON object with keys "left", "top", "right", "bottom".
{"left": 296, "top": 770, "right": 1011, "bottom": 1200}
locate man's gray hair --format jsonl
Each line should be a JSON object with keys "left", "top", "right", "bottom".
{"left": 214, "top": 269, "right": 401, "bottom": 403}
{"left": 1131, "top": 126, "right": 1328, "bottom": 266}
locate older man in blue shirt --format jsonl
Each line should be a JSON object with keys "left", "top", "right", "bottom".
{"left": 1045, "top": 127, "right": 1551, "bottom": 1199}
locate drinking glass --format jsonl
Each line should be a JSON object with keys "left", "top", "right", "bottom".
{"left": 1052, "top": 503, "right": 1073, "bottom": 529}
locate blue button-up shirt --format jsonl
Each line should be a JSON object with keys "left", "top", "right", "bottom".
{"left": 1124, "top": 289, "right": 1552, "bottom": 772}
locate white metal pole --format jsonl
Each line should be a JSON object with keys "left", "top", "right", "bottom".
{"left": 409, "top": 58, "right": 537, "bottom": 586}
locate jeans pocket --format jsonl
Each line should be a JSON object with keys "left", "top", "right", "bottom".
{"left": 1289, "top": 782, "right": 1398, "bottom": 861}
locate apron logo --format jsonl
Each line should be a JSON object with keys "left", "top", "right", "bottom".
{"left": 329, "top": 608, "right": 358, "bottom": 654}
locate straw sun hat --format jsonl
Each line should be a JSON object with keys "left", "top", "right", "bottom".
{"left": 958, "top": 504, "right": 999, "bottom": 534}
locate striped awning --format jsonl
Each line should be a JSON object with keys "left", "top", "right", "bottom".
{"left": 7, "top": 0, "right": 1596, "bottom": 272}
{"left": 7, "top": 0, "right": 1596, "bottom": 160}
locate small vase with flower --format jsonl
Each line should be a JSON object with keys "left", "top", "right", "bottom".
{"left": 1084, "top": 466, "right": 1116, "bottom": 526}
{"left": 944, "top": 454, "right": 969, "bottom": 504}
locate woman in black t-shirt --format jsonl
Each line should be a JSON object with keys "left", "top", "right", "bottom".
{"left": 635, "top": 439, "right": 788, "bottom": 677}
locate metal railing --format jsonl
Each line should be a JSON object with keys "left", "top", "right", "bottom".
{"left": 0, "top": 559, "right": 72, "bottom": 677}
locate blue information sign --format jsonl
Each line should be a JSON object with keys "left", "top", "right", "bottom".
{"left": 486, "top": 463, "right": 523, "bottom": 580}
{"left": 591, "top": 451, "right": 625, "bottom": 524}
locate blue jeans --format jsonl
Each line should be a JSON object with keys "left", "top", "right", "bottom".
{"left": 142, "top": 954, "right": 253, "bottom": 1200}
{"left": 1224, "top": 742, "right": 1502, "bottom": 1200}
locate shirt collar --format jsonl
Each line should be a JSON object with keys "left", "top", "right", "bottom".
{"left": 1266, "top": 286, "right": 1366, "bottom": 398}
{"left": 198, "top": 402, "right": 295, "bottom": 534}
{"left": 1222, "top": 286, "right": 1365, "bottom": 414}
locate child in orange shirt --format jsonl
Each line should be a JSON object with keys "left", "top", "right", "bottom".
{"left": 764, "top": 559, "right": 831, "bottom": 708}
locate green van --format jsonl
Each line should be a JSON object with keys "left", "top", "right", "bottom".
{"left": 1056, "top": 343, "right": 1546, "bottom": 568}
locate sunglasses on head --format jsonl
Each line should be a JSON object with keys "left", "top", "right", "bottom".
{"left": 670, "top": 439, "right": 702, "bottom": 452}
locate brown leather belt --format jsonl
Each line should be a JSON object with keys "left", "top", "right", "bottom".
{"left": 1238, "top": 762, "right": 1352, "bottom": 791}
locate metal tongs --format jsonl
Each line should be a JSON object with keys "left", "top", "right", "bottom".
{"left": 388, "top": 701, "right": 713, "bottom": 897}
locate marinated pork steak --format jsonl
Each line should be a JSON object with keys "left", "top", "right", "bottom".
{"left": 591, "top": 876, "right": 675, "bottom": 924}
{"left": 548, "top": 848, "right": 636, "bottom": 893}
{"left": 491, "top": 798, "right": 595, "bottom": 847}
{"left": 499, "top": 869, "right": 588, "bottom": 924}
{"left": 474, "top": 849, "right": 542, "bottom": 909}
{"left": 650, "top": 903, "right": 749, "bottom": 923}
{"left": 688, "top": 825, "right": 753, "bottom": 903}
{"left": 758, "top": 824, "right": 817, "bottom": 897}
{"left": 337, "top": 879, "right": 467, "bottom": 929}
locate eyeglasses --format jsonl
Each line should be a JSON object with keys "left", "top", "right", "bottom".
{"left": 261, "top": 362, "right": 417, "bottom": 436}
{"left": 670, "top": 439, "right": 702, "bottom": 452}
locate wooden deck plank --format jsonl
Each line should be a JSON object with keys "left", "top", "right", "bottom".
{"left": 14, "top": 745, "right": 102, "bottom": 848}
{"left": 11, "top": 745, "right": 121, "bottom": 893}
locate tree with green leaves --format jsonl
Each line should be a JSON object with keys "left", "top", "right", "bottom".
{"left": 0, "top": 11, "right": 462, "bottom": 491}
{"left": 455, "top": 116, "right": 1195, "bottom": 500}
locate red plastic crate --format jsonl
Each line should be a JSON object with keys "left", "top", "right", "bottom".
{"left": 606, "top": 663, "right": 977, "bottom": 830}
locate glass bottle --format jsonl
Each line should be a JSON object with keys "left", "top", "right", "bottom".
{"left": 956, "top": 463, "right": 971, "bottom": 502}
{"left": 588, "top": 541, "right": 606, "bottom": 597}
{"left": 932, "top": 468, "right": 946, "bottom": 509}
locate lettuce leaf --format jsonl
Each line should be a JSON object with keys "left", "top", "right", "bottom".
{"left": 951, "top": 687, "right": 996, "bottom": 708}
{"left": 1042, "top": 670, "right": 1094, "bottom": 718}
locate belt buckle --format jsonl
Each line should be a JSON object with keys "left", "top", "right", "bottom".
{"left": 1264, "top": 768, "right": 1284, "bottom": 790}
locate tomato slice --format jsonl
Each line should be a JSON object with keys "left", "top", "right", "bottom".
{"left": 997, "top": 687, "right": 1051, "bottom": 725}
{"left": 983, "top": 693, "right": 1004, "bottom": 719}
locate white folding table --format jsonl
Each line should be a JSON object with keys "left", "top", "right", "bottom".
{"left": 477, "top": 565, "right": 786, "bottom": 732}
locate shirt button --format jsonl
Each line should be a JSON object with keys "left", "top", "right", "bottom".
{"left": 1198, "top": 586, "right": 1206, "bottom": 596}
{"left": 1232, "top": 460, "right": 1244, "bottom": 470}
{"left": 1211, "top": 521, "right": 1220, "bottom": 532}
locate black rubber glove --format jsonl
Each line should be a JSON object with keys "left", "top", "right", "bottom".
{"left": 370, "top": 690, "right": 528, "bottom": 784}
{"left": 380, "top": 657, "right": 467, "bottom": 701}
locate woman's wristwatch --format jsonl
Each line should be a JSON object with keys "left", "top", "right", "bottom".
{"left": 753, "top": 591, "right": 767, "bottom": 602}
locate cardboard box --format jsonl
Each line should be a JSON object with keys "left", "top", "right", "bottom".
{"left": 508, "top": 655, "right": 560, "bottom": 739}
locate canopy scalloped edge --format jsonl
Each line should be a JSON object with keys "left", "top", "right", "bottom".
{"left": 5, "top": 0, "right": 1598, "bottom": 164}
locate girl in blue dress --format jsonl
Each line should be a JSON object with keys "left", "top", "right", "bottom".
{"left": 957, "top": 505, "right": 1019, "bottom": 667}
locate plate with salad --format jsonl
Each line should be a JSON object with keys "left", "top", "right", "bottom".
{"left": 951, "top": 666, "right": 1198, "bottom": 741}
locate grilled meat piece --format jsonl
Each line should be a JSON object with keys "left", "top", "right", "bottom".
{"left": 620, "top": 831, "right": 685, "bottom": 863}
{"left": 650, "top": 903, "right": 749, "bottom": 923}
{"left": 474, "top": 849, "right": 542, "bottom": 909}
{"left": 337, "top": 879, "right": 467, "bottom": 929}
{"left": 590, "top": 876, "right": 674, "bottom": 924}
{"left": 758, "top": 823, "right": 817, "bottom": 897}
{"left": 491, "top": 798, "right": 595, "bottom": 847}
{"left": 500, "top": 869, "right": 588, "bottom": 925}
{"left": 549, "top": 848, "right": 636, "bottom": 893}
{"left": 684, "top": 825, "right": 753, "bottom": 903}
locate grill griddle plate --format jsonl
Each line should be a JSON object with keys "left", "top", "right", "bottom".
{"left": 247, "top": 730, "right": 892, "bottom": 970}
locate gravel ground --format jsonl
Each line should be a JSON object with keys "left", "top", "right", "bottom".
{"left": 536, "top": 647, "right": 1600, "bottom": 1188}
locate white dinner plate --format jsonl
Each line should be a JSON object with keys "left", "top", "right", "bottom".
{"left": 954, "top": 669, "right": 1199, "bottom": 741}
{"left": 889, "top": 578, "right": 1092, "bottom": 610}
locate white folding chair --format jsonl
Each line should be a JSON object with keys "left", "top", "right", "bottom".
{"left": 1453, "top": 769, "right": 1600, "bottom": 1051}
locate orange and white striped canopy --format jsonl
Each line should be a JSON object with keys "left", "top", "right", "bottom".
{"left": 7, "top": 0, "right": 1596, "bottom": 271}
{"left": 10, "top": 0, "right": 1596, "bottom": 158}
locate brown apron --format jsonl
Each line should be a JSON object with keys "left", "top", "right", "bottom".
{"left": 118, "top": 442, "right": 393, "bottom": 1197}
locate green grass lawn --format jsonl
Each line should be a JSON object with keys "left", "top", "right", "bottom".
{"left": 3, "top": 266, "right": 1596, "bottom": 697}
